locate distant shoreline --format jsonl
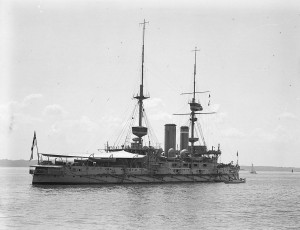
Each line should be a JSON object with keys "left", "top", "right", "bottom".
{"left": 0, "top": 159, "right": 299, "bottom": 171}
{"left": 0, "top": 159, "right": 38, "bottom": 167}
{"left": 240, "top": 166, "right": 299, "bottom": 172}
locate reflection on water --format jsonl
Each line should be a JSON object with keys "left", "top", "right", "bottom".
{"left": 1, "top": 168, "right": 300, "bottom": 229}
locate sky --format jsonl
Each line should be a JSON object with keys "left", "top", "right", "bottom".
{"left": 1, "top": 0, "right": 300, "bottom": 167}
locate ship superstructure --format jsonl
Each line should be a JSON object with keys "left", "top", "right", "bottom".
{"left": 29, "top": 20, "right": 240, "bottom": 184}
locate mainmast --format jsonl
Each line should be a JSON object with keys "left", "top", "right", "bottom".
{"left": 132, "top": 20, "right": 149, "bottom": 147}
{"left": 139, "top": 19, "right": 148, "bottom": 127}
{"left": 190, "top": 47, "right": 200, "bottom": 155}
{"left": 173, "top": 48, "right": 218, "bottom": 156}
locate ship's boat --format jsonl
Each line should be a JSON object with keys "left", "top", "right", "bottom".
{"left": 29, "top": 20, "right": 240, "bottom": 184}
{"left": 224, "top": 178, "right": 246, "bottom": 184}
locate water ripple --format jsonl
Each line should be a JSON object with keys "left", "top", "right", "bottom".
{"left": 1, "top": 168, "right": 300, "bottom": 229}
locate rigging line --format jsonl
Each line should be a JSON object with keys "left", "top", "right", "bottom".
{"left": 193, "top": 121, "right": 201, "bottom": 145}
{"left": 144, "top": 113, "right": 154, "bottom": 144}
{"left": 114, "top": 103, "right": 138, "bottom": 147}
{"left": 148, "top": 120, "right": 159, "bottom": 146}
{"left": 196, "top": 120, "right": 206, "bottom": 146}
{"left": 195, "top": 121, "right": 203, "bottom": 146}
{"left": 113, "top": 117, "right": 129, "bottom": 147}
{"left": 129, "top": 105, "right": 139, "bottom": 143}
{"left": 124, "top": 103, "right": 138, "bottom": 146}
{"left": 175, "top": 114, "right": 190, "bottom": 129}
{"left": 146, "top": 111, "right": 159, "bottom": 145}
{"left": 115, "top": 112, "right": 133, "bottom": 147}
{"left": 204, "top": 115, "right": 213, "bottom": 146}
{"left": 199, "top": 116, "right": 208, "bottom": 145}
{"left": 195, "top": 119, "right": 201, "bottom": 145}
{"left": 143, "top": 111, "right": 151, "bottom": 145}
{"left": 106, "top": 98, "right": 136, "bottom": 143}
{"left": 142, "top": 108, "right": 158, "bottom": 146}
{"left": 198, "top": 123, "right": 205, "bottom": 146}
{"left": 209, "top": 115, "right": 218, "bottom": 147}
{"left": 126, "top": 103, "right": 139, "bottom": 144}
{"left": 147, "top": 115, "right": 158, "bottom": 145}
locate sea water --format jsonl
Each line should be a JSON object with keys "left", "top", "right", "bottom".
{"left": 1, "top": 167, "right": 299, "bottom": 230}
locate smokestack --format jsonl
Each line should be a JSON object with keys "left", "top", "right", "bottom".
{"left": 180, "top": 126, "right": 189, "bottom": 150}
{"left": 164, "top": 124, "right": 176, "bottom": 156}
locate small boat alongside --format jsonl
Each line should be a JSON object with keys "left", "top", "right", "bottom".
{"left": 224, "top": 178, "right": 246, "bottom": 184}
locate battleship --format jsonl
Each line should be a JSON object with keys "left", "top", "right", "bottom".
{"left": 29, "top": 20, "right": 240, "bottom": 184}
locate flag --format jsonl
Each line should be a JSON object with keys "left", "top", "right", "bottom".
{"left": 30, "top": 131, "right": 37, "bottom": 161}
{"left": 237, "top": 151, "right": 238, "bottom": 157}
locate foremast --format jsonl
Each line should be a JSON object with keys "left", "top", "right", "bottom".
{"left": 132, "top": 20, "right": 149, "bottom": 147}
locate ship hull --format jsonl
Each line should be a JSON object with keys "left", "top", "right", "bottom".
{"left": 31, "top": 173, "right": 236, "bottom": 185}
{"left": 30, "top": 158, "right": 239, "bottom": 185}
